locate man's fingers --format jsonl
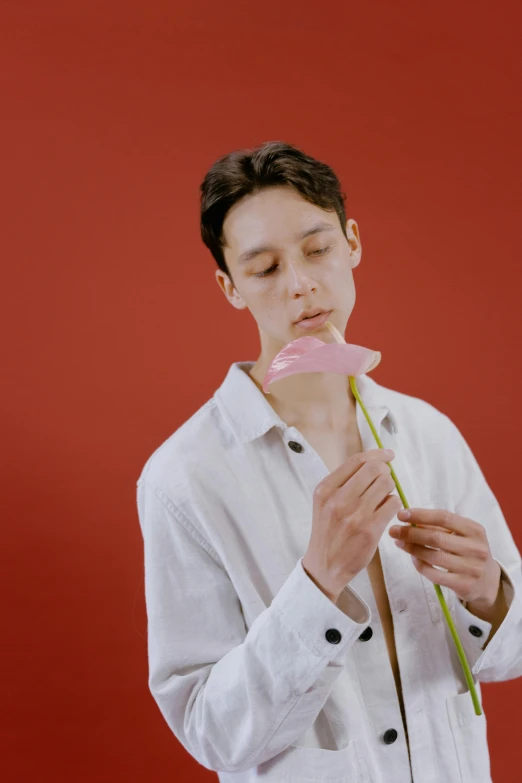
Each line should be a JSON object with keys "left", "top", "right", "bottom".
{"left": 397, "top": 507, "right": 469, "bottom": 535}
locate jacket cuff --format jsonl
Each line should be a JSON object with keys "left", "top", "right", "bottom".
{"left": 452, "top": 558, "right": 516, "bottom": 674}
{"left": 269, "top": 557, "right": 372, "bottom": 662}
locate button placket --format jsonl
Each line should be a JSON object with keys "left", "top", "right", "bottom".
{"left": 285, "top": 429, "right": 330, "bottom": 491}
{"left": 353, "top": 404, "right": 414, "bottom": 759}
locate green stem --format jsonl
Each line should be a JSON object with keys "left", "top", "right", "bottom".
{"left": 349, "top": 375, "right": 482, "bottom": 716}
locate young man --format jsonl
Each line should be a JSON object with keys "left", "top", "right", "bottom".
{"left": 136, "top": 141, "right": 522, "bottom": 782}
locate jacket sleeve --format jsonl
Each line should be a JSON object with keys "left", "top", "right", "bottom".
{"left": 136, "top": 476, "right": 372, "bottom": 774}
{"left": 442, "top": 414, "right": 522, "bottom": 681}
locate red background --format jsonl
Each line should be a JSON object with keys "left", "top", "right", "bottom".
{"left": 2, "top": 1, "right": 521, "bottom": 780}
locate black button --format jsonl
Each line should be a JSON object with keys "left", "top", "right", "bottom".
{"left": 469, "top": 625, "right": 483, "bottom": 638}
{"left": 288, "top": 441, "right": 304, "bottom": 453}
{"left": 325, "top": 628, "right": 342, "bottom": 644}
{"left": 383, "top": 728, "right": 398, "bottom": 744}
{"left": 358, "top": 626, "right": 373, "bottom": 642}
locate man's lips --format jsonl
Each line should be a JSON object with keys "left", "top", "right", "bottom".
{"left": 295, "top": 309, "right": 330, "bottom": 323}
{"left": 294, "top": 310, "right": 332, "bottom": 329}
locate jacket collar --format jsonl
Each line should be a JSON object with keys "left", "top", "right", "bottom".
{"left": 215, "top": 361, "right": 399, "bottom": 445}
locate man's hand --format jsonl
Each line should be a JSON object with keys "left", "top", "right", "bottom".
{"left": 389, "top": 507, "right": 502, "bottom": 609}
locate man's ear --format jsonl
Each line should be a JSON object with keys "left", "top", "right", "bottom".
{"left": 215, "top": 269, "right": 248, "bottom": 311}
{"left": 346, "top": 218, "right": 362, "bottom": 269}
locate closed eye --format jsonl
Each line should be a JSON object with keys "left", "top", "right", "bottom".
{"left": 255, "top": 264, "right": 278, "bottom": 277}
{"left": 254, "top": 246, "right": 331, "bottom": 277}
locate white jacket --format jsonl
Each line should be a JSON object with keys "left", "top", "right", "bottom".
{"left": 136, "top": 362, "right": 521, "bottom": 782}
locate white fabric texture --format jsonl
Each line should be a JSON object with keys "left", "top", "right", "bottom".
{"left": 136, "top": 361, "right": 521, "bottom": 782}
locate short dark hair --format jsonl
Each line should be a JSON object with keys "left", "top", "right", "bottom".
{"left": 199, "top": 140, "right": 348, "bottom": 282}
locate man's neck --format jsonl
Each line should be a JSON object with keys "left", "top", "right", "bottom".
{"left": 247, "top": 361, "right": 356, "bottom": 432}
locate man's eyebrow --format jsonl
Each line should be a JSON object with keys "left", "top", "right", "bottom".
{"left": 237, "top": 221, "right": 336, "bottom": 264}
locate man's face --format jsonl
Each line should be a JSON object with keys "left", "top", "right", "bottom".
{"left": 215, "top": 185, "right": 361, "bottom": 354}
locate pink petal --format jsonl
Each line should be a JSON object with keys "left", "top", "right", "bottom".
{"left": 262, "top": 337, "right": 381, "bottom": 393}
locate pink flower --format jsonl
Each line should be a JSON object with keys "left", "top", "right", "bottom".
{"left": 262, "top": 336, "right": 381, "bottom": 393}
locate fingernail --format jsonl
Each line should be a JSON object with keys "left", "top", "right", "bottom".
{"left": 394, "top": 540, "right": 405, "bottom": 548}
{"left": 399, "top": 509, "right": 411, "bottom": 520}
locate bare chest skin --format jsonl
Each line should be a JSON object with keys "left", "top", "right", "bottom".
{"left": 300, "top": 425, "right": 411, "bottom": 760}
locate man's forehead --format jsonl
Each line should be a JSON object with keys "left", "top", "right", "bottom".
{"left": 224, "top": 187, "right": 336, "bottom": 235}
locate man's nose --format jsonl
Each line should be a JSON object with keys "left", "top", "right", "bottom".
{"left": 285, "top": 260, "right": 317, "bottom": 294}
